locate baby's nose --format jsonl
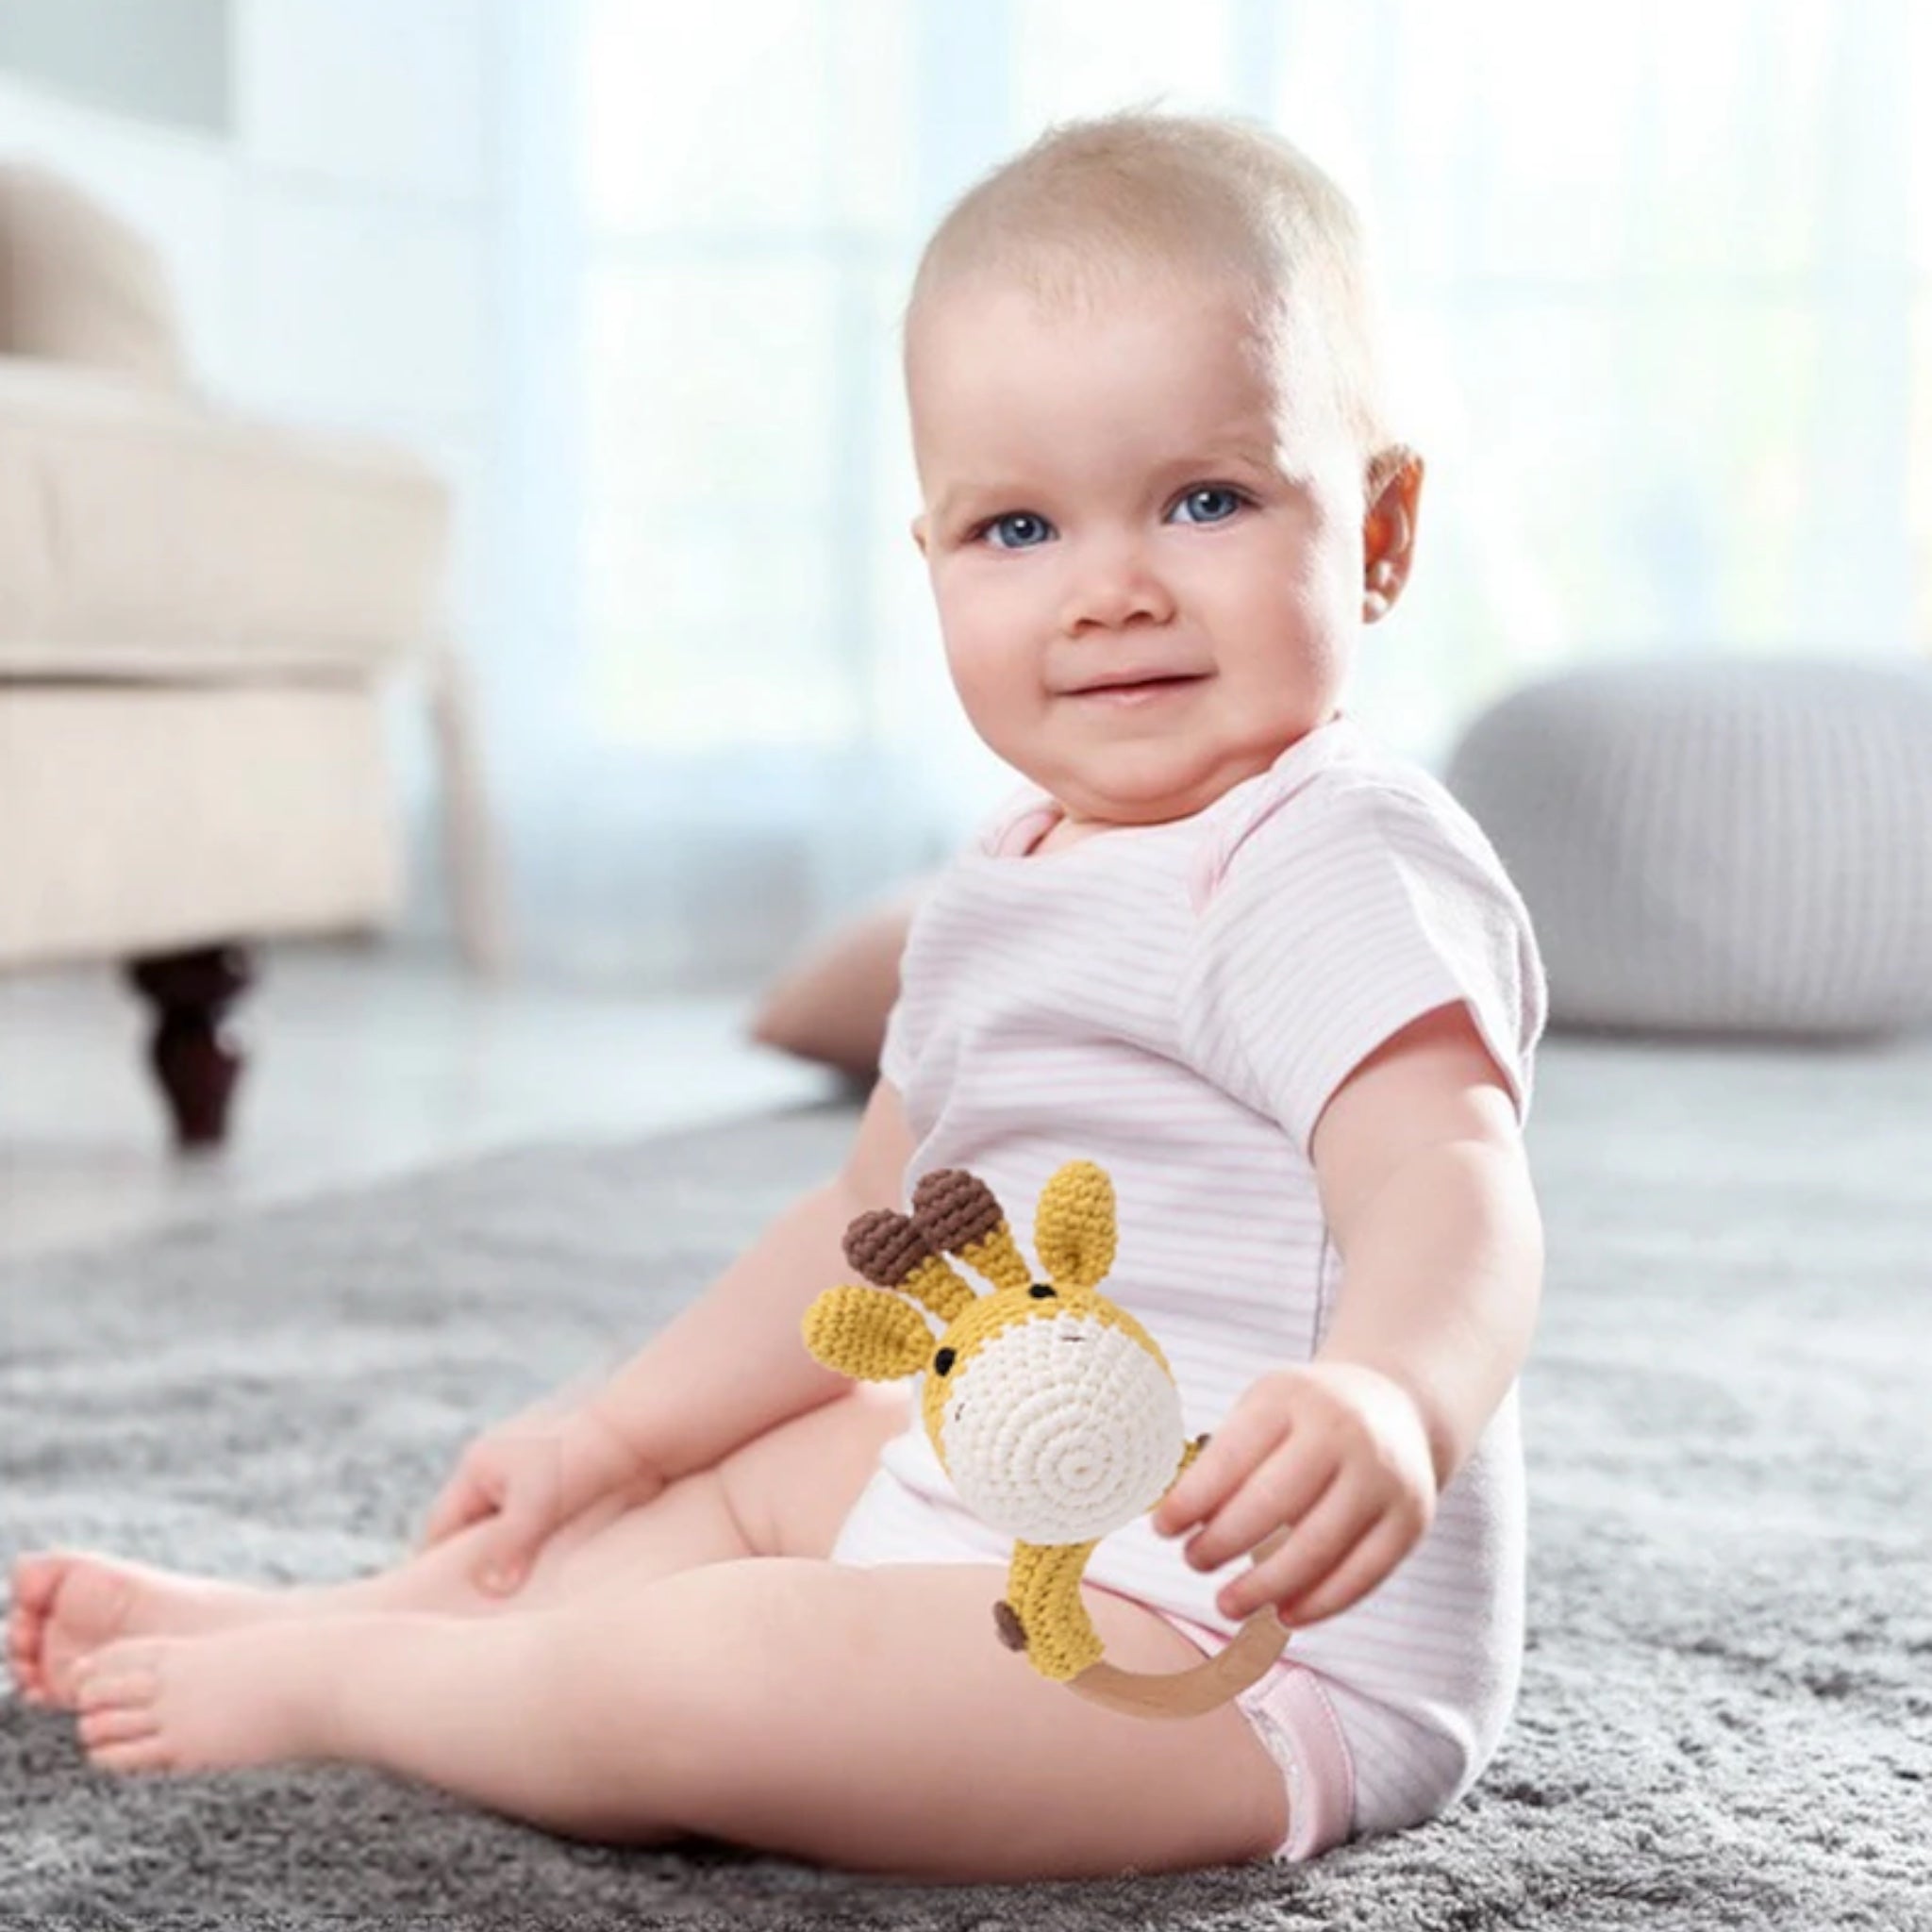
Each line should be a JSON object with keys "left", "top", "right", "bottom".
{"left": 1059, "top": 545, "right": 1174, "bottom": 635}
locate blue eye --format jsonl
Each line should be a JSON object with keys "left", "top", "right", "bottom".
{"left": 1170, "top": 486, "right": 1246, "bottom": 525}
{"left": 973, "top": 486, "right": 1249, "bottom": 550}
{"left": 981, "top": 511, "right": 1054, "bottom": 551}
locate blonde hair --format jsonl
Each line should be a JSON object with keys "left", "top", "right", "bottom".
{"left": 904, "top": 104, "right": 1395, "bottom": 466}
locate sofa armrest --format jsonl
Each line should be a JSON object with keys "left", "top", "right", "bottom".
{"left": 0, "top": 355, "right": 450, "bottom": 678}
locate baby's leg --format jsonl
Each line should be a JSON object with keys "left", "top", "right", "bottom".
{"left": 9, "top": 1485, "right": 650, "bottom": 1707}
{"left": 69, "top": 1554, "right": 1290, "bottom": 1881}
{"left": 9, "top": 1387, "right": 907, "bottom": 1707}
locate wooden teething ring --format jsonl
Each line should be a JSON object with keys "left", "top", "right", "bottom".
{"left": 1064, "top": 1524, "right": 1293, "bottom": 1719}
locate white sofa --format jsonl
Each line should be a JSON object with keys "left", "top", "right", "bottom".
{"left": 0, "top": 160, "right": 496, "bottom": 1146}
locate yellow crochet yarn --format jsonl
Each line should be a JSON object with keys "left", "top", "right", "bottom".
{"left": 802, "top": 1160, "right": 1213, "bottom": 1690}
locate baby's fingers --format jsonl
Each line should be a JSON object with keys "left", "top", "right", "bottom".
{"left": 1218, "top": 1482, "right": 1382, "bottom": 1624}
{"left": 1270, "top": 1507, "right": 1417, "bottom": 1628}
{"left": 417, "top": 1476, "right": 493, "bottom": 1554}
{"left": 1174, "top": 1441, "right": 1337, "bottom": 1579}
{"left": 1154, "top": 1392, "right": 1292, "bottom": 1540}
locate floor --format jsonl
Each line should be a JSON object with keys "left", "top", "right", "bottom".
{"left": 9, "top": 941, "right": 1930, "bottom": 1272}
{"left": 0, "top": 942, "right": 843, "bottom": 1263}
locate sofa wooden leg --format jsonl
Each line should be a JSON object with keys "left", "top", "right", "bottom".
{"left": 123, "top": 943, "right": 256, "bottom": 1151}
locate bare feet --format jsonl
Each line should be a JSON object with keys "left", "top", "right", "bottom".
{"left": 71, "top": 1624, "right": 333, "bottom": 1774}
{"left": 7, "top": 1551, "right": 304, "bottom": 1710}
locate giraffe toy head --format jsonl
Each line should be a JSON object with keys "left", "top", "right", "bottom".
{"left": 801, "top": 1160, "right": 1184, "bottom": 1545}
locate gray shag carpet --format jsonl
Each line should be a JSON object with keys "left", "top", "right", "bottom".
{"left": 3, "top": 1030, "right": 1929, "bottom": 1931}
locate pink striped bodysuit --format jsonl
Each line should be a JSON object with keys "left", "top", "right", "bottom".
{"left": 827, "top": 708, "right": 1549, "bottom": 1861}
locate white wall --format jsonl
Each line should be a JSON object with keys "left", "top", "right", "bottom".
{"left": 0, "top": 0, "right": 232, "bottom": 135}
{"left": 0, "top": 0, "right": 505, "bottom": 945}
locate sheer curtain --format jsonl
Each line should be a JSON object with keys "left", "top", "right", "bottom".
{"left": 482, "top": 0, "right": 1928, "bottom": 995}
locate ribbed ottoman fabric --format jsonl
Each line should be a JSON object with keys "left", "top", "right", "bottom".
{"left": 1443, "top": 658, "right": 1932, "bottom": 1036}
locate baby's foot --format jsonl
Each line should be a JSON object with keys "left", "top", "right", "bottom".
{"left": 7, "top": 1550, "right": 294, "bottom": 1710}
{"left": 70, "top": 1625, "right": 331, "bottom": 1775}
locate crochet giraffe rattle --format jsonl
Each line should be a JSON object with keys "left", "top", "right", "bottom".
{"left": 801, "top": 1159, "right": 1291, "bottom": 1720}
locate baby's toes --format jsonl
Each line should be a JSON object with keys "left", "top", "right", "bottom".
{"left": 6, "top": 1606, "right": 48, "bottom": 1704}
{"left": 78, "top": 1696, "right": 163, "bottom": 1752}
{"left": 72, "top": 1640, "right": 162, "bottom": 1713}
{"left": 72, "top": 1642, "right": 171, "bottom": 1773}
{"left": 85, "top": 1730, "right": 175, "bottom": 1774}
{"left": 10, "top": 1552, "right": 62, "bottom": 1613}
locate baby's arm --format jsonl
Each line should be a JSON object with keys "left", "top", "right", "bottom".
{"left": 1155, "top": 1000, "right": 1541, "bottom": 1624}
{"left": 1302, "top": 1000, "right": 1542, "bottom": 1491}
{"left": 582, "top": 1076, "right": 916, "bottom": 1485}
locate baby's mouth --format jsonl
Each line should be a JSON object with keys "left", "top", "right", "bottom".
{"left": 1066, "top": 674, "right": 1209, "bottom": 704}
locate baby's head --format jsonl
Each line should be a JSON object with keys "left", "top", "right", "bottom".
{"left": 903, "top": 108, "right": 1423, "bottom": 833}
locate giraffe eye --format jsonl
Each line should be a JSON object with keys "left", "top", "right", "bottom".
{"left": 934, "top": 1348, "right": 956, "bottom": 1374}
{"left": 1028, "top": 1283, "right": 1058, "bottom": 1299}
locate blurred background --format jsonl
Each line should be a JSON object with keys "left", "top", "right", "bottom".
{"left": 0, "top": 4, "right": 1924, "bottom": 1252}
{"left": 6, "top": 14, "right": 1925, "bottom": 1899}
{"left": 2, "top": 0, "right": 1929, "bottom": 1241}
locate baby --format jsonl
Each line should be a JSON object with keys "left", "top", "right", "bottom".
{"left": 6, "top": 108, "right": 1547, "bottom": 1883}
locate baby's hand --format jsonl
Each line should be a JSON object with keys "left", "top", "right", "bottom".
{"left": 418, "top": 1400, "right": 663, "bottom": 1596}
{"left": 1151, "top": 1363, "right": 1436, "bottom": 1627}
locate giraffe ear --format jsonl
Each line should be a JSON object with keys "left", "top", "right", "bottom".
{"left": 801, "top": 1285, "right": 937, "bottom": 1383}
{"left": 843, "top": 1208, "right": 937, "bottom": 1287}
{"left": 1033, "top": 1160, "right": 1118, "bottom": 1291}
{"left": 912, "top": 1169, "right": 1031, "bottom": 1294}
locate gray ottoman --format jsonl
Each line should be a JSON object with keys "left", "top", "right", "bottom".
{"left": 1443, "top": 658, "right": 1932, "bottom": 1037}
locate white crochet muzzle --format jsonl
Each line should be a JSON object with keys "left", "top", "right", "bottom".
{"left": 940, "top": 1309, "right": 1182, "bottom": 1544}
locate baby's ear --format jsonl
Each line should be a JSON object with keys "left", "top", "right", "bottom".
{"left": 802, "top": 1285, "right": 936, "bottom": 1383}
{"left": 1362, "top": 447, "right": 1424, "bottom": 623}
{"left": 910, "top": 513, "right": 930, "bottom": 558}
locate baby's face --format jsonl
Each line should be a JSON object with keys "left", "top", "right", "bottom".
{"left": 908, "top": 275, "right": 1377, "bottom": 830}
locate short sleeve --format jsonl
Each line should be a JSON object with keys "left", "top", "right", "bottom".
{"left": 878, "top": 869, "right": 948, "bottom": 1092}
{"left": 876, "top": 791, "right": 1032, "bottom": 1090}
{"left": 1178, "top": 779, "right": 1548, "bottom": 1161}
{"left": 878, "top": 989, "right": 915, "bottom": 1090}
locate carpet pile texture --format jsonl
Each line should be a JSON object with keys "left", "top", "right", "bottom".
{"left": 3, "top": 1033, "right": 1928, "bottom": 1928}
